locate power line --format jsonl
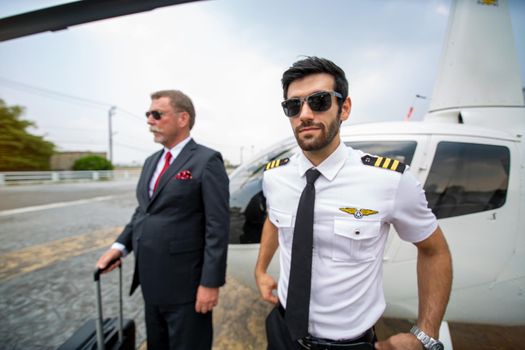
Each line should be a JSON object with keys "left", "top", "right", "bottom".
{"left": 0, "top": 76, "right": 147, "bottom": 124}
{"left": 53, "top": 139, "right": 154, "bottom": 154}
{"left": 31, "top": 124, "right": 106, "bottom": 132}
{"left": 116, "top": 134, "right": 154, "bottom": 145}
{"left": 114, "top": 141, "right": 157, "bottom": 154}
{"left": 0, "top": 76, "right": 112, "bottom": 109}
{"left": 117, "top": 107, "right": 144, "bottom": 122}
{"left": 0, "top": 77, "right": 148, "bottom": 135}
{"left": 53, "top": 139, "right": 105, "bottom": 145}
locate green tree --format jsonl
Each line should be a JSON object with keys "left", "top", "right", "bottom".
{"left": 73, "top": 155, "right": 114, "bottom": 170}
{"left": 0, "top": 99, "right": 55, "bottom": 171}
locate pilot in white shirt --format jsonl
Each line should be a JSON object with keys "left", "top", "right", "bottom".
{"left": 255, "top": 56, "right": 451, "bottom": 350}
{"left": 263, "top": 142, "right": 437, "bottom": 340}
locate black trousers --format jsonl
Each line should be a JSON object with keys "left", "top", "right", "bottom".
{"left": 266, "top": 306, "right": 303, "bottom": 350}
{"left": 265, "top": 305, "right": 376, "bottom": 350}
{"left": 145, "top": 302, "right": 212, "bottom": 350}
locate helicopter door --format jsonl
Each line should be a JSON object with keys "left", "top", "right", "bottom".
{"left": 395, "top": 136, "right": 518, "bottom": 290}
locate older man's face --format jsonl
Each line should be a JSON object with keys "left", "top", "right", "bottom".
{"left": 146, "top": 97, "right": 185, "bottom": 149}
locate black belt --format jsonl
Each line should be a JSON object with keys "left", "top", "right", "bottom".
{"left": 277, "top": 303, "right": 376, "bottom": 350}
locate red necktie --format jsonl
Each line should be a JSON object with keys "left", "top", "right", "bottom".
{"left": 153, "top": 151, "right": 172, "bottom": 192}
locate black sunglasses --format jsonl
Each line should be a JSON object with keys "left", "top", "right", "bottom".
{"left": 145, "top": 110, "right": 164, "bottom": 120}
{"left": 281, "top": 91, "right": 343, "bottom": 117}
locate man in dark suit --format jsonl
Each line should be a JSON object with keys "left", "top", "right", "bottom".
{"left": 96, "top": 90, "right": 230, "bottom": 350}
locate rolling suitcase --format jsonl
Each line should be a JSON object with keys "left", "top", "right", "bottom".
{"left": 58, "top": 262, "right": 136, "bottom": 350}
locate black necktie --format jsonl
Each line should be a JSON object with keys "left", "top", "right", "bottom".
{"left": 285, "top": 168, "right": 321, "bottom": 340}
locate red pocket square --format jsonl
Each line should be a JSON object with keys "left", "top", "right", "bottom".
{"left": 175, "top": 170, "right": 192, "bottom": 180}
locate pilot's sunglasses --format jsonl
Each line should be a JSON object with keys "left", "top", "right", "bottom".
{"left": 281, "top": 91, "right": 343, "bottom": 117}
{"left": 145, "top": 110, "right": 164, "bottom": 120}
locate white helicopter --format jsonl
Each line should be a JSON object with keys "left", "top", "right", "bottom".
{"left": 226, "top": 0, "right": 525, "bottom": 346}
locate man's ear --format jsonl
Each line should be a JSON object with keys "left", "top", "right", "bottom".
{"left": 177, "top": 111, "right": 190, "bottom": 128}
{"left": 340, "top": 96, "right": 351, "bottom": 122}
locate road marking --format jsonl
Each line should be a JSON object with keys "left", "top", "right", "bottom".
{"left": 0, "top": 196, "right": 114, "bottom": 217}
{"left": 0, "top": 226, "right": 122, "bottom": 281}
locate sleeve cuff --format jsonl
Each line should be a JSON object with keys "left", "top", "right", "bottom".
{"left": 111, "top": 242, "right": 128, "bottom": 257}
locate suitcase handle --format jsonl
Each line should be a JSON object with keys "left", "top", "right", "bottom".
{"left": 93, "top": 257, "right": 121, "bottom": 281}
{"left": 94, "top": 259, "right": 124, "bottom": 350}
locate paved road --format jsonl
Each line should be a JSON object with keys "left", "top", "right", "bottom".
{"left": 0, "top": 180, "right": 272, "bottom": 349}
{"left": 0, "top": 180, "right": 523, "bottom": 349}
{"left": 0, "top": 180, "right": 138, "bottom": 211}
{"left": 0, "top": 181, "right": 145, "bottom": 349}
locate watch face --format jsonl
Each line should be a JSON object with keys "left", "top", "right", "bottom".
{"left": 430, "top": 343, "right": 444, "bottom": 350}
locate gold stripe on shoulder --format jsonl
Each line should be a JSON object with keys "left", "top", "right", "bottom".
{"left": 390, "top": 159, "right": 400, "bottom": 171}
{"left": 361, "top": 155, "right": 406, "bottom": 174}
{"left": 264, "top": 157, "right": 290, "bottom": 171}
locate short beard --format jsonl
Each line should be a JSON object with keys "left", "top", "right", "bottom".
{"left": 294, "top": 114, "right": 341, "bottom": 151}
{"left": 150, "top": 126, "right": 165, "bottom": 144}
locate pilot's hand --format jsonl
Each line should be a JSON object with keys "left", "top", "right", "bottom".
{"left": 375, "top": 333, "right": 424, "bottom": 350}
{"left": 255, "top": 272, "right": 278, "bottom": 305}
{"left": 195, "top": 286, "right": 219, "bottom": 314}
{"left": 95, "top": 248, "right": 123, "bottom": 274}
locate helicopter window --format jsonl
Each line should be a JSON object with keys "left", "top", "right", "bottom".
{"left": 344, "top": 141, "right": 417, "bottom": 165}
{"left": 229, "top": 145, "right": 296, "bottom": 244}
{"left": 424, "top": 142, "right": 510, "bottom": 219}
{"left": 229, "top": 147, "right": 295, "bottom": 191}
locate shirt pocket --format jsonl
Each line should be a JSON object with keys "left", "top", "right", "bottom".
{"left": 332, "top": 219, "right": 383, "bottom": 262}
{"left": 268, "top": 208, "right": 294, "bottom": 249}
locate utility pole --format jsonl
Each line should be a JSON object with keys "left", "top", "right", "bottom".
{"left": 108, "top": 106, "right": 116, "bottom": 163}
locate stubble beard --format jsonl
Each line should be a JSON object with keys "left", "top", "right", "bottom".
{"left": 294, "top": 114, "right": 341, "bottom": 152}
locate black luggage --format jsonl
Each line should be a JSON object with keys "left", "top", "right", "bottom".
{"left": 58, "top": 262, "right": 136, "bottom": 350}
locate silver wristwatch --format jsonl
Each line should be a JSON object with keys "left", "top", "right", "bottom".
{"left": 410, "top": 325, "right": 444, "bottom": 350}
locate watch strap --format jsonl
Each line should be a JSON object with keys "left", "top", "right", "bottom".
{"left": 410, "top": 325, "right": 442, "bottom": 349}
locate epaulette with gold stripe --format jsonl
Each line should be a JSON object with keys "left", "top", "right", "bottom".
{"left": 264, "top": 158, "right": 290, "bottom": 171}
{"left": 361, "top": 155, "right": 406, "bottom": 174}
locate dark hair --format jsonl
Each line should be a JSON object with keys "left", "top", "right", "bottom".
{"left": 151, "top": 90, "right": 196, "bottom": 130}
{"left": 281, "top": 56, "right": 348, "bottom": 110}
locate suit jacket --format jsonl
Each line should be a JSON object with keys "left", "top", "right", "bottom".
{"left": 116, "top": 139, "right": 230, "bottom": 305}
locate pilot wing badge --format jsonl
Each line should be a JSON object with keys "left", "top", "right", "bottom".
{"left": 340, "top": 207, "right": 379, "bottom": 219}
{"left": 361, "top": 155, "right": 406, "bottom": 174}
{"left": 264, "top": 157, "right": 290, "bottom": 171}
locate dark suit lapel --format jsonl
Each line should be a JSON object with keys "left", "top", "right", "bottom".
{"left": 148, "top": 139, "right": 197, "bottom": 205}
{"left": 141, "top": 150, "right": 163, "bottom": 204}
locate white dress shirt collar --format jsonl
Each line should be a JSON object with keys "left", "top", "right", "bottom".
{"left": 163, "top": 135, "right": 192, "bottom": 160}
{"left": 297, "top": 140, "right": 348, "bottom": 181}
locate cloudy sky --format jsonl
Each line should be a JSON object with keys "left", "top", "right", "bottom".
{"left": 1, "top": 0, "right": 524, "bottom": 165}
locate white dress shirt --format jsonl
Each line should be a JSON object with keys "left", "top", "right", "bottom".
{"left": 262, "top": 141, "right": 437, "bottom": 340}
